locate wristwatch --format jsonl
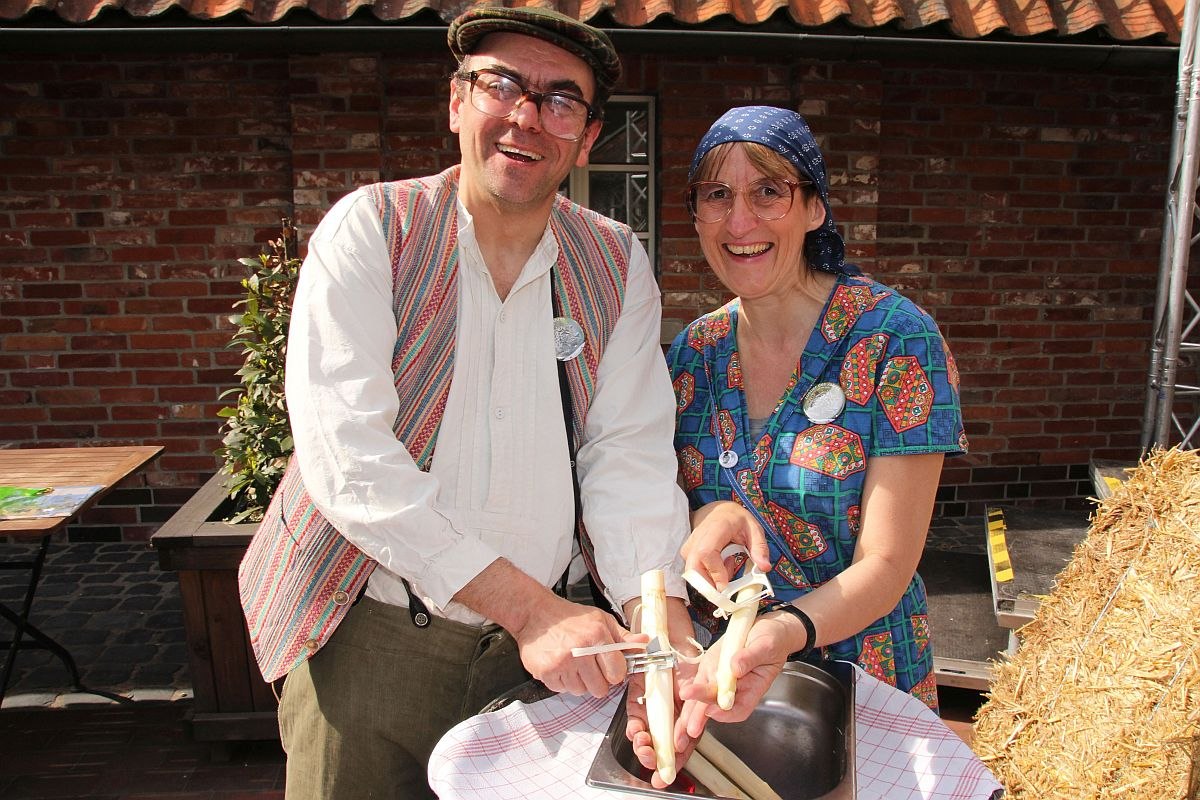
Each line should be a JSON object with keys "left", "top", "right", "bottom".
{"left": 757, "top": 600, "right": 817, "bottom": 659}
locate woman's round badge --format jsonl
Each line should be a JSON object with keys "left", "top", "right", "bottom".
{"left": 802, "top": 382, "right": 846, "bottom": 424}
{"left": 553, "top": 317, "right": 586, "bottom": 361}
{"left": 718, "top": 449, "right": 738, "bottom": 468}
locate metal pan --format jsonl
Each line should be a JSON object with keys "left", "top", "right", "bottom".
{"left": 586, "top": 659, "right": 855, "bottom": 799}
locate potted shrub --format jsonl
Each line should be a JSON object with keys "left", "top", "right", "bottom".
{"left": 151, "top": 220, "right": 300, "bottom": 743}
{"left": 215, "top": 219, "right": 299, "bottom": 523}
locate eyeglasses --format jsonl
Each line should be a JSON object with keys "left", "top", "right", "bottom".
{"left": 686, "top": 178, "right": 807, "bottom": 224}
{"left": 456, "top": 69, "right": 596, "bottom": 142}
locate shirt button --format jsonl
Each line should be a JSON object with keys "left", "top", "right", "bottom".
{"left": 499, "top": 310, "right": 508, "bottom": 323}
{"left": 304, "top": 639, "right": 319, "bottom": 651}
{"left": 495, "top": 408, "right": 505, "bottom": 419}
{"left": 332, "top": 590, "right": 349, "bottom": 605}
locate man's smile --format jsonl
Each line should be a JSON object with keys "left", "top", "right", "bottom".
{"left": 496, "top": 143, "right": 544, "bottom": 162}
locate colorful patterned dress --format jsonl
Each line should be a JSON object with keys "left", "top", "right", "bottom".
{"left": 668, "top": 273, "right": 968, "bottom": 711}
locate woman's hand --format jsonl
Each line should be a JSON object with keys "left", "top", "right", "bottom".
{"left": 683, "top": 501, "right": 772, "bottom": 590}
{"left": 675, "top": 611, "right": 800, "bottom": 741}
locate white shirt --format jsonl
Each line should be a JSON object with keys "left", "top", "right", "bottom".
{"left": 286, "top": 187, "right": 689, "bottom": 627}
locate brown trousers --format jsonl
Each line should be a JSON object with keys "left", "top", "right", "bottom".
{"left": 279, "top": 596, "right": 529, "bottom": 799}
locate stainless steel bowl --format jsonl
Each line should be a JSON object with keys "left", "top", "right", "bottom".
{"left": 585, "top": 659, "right": 856, "bottom": 799}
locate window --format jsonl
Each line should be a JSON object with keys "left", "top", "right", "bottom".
{"left": 567, "top": 96, "right": 656, "bottom": 269}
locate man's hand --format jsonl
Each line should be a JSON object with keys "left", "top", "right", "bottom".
{"left": 512, "top": 591, "right": 640, "bottom": 697}
{"left": 683, "top": 502, "right": 771, "bottom": 591}
{"left": 453, "top": 559, "right": 636, "bottom": 697}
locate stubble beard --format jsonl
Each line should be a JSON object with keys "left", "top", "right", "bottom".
{"left": 482, "top": 156, "right": 569, "bottom": 215}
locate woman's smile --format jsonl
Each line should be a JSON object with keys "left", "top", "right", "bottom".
{"left": 724, "top": 242, "right": 772, "bottom": 257}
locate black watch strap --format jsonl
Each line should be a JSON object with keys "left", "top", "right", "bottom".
{"left": 758, "top": 600, "right": 817, "bottom": 659}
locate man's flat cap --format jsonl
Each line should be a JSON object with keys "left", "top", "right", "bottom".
{"left": 448, "top": 5, "right": 621, "bottom": 96}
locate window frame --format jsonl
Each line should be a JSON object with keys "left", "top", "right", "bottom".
{"left": 568, "top": 93, "right": 657, "bottom": 271}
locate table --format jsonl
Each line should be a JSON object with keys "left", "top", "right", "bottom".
{"left": 429, "top": 664, "right": 1004, "bottom": 800}
{"left": 0, "top": 445, "right": 162, "bottom": 703}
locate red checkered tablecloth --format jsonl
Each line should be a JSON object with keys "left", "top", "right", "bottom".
{"left": 429, "top": 664, "right": 1003, "bottom": 799}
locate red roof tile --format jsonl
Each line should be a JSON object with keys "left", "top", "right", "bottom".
{"left": 0, "top": 0, "right": 1184, "bottom": 44}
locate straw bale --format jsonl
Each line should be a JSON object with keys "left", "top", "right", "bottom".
{"left": 972, "top": 447, "right": 1200, "bottom": 799}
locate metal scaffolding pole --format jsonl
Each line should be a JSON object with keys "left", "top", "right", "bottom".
{"left": 1144, "top": 0, "right": 1200, "bottom": 450}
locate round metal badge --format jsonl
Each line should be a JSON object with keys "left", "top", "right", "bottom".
{"left": 553, "top": 317, "right": 586, "bottom": 361}
{"left": 802, "top": 381, "right": 846, "bottom": 424}
{"left": 718, "top": 449, "right": 739, "bottom": 469}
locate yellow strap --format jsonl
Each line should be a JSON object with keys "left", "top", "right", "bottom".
{"left": 988, "top": 508, "right": 1014, "bottom": 583}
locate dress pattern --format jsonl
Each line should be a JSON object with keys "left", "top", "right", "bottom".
{"left": 668, "top": 273, "right": 967, "bottom": 711}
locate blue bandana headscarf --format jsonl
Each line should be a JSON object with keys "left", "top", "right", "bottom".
{"left": 688, "top": 106, "right": 847, "bottom": 275}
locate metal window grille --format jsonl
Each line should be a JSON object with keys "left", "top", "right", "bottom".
{"left": 566, "top": 96, "right": 656, "bottom": 270}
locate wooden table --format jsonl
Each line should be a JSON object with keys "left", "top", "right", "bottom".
{"left": 0, "top": 445, "right": 162, "bottom": 702}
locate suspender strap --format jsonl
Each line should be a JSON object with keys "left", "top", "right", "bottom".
{"left": 554, "top": 355, "right": 581, "bottom": 598}
{"left": 551, "top": 269, "right": 613, "bottom": 615}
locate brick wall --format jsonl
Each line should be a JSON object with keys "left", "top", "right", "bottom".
{"left": 874, "top": 66, "right": 1168, "bottom": 515}
{"left": 0, "top": 52, "right": 455, "bottom": 540}
{"left": 0, "top": 47, "right": 1174, "bottom": 541}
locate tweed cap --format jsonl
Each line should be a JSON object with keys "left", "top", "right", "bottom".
{"left": 448, "top": 6, "right": 621, "bottom": 98}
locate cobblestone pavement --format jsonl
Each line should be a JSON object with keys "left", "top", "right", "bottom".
{"left": 0, "top": 541, "right": 190, "bottom": 706}
{"left": 0, "top": 540, "right": 285, "bottom": 799}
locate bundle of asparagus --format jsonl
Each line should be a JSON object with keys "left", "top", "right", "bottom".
{"left": 640, "top": 569, "right": 678, "bottom": 785}
{"left": 715, "top": 584, "right": 759, "bottom": 711}
{"left": 687, "top": 731, "right": 784, "bottom": 800}
{"left": 682, "top": 565, "right": 774, "bottom": 712}
{"left": 639, "top": 568, "right": 783, "bottom": 799}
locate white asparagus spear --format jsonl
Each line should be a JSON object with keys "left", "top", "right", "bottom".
{"left": 716, "top": 585, "right": 758, "bottom": 710}
{"left": 695, "top": 730, "right": 784, "bottom": 800}
{"left": 683, "top": 749, "right": 752, "bottom": 799}
{"left": 640, "top": 569, "right": 676, "bottom": 785}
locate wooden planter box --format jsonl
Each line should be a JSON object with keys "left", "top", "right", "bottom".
{"left": 151, "top": 472, "right": 279, "bottom": 742}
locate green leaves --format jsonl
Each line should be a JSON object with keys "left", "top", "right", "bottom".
{"left": 214, "top": 219, "right": 301, "bottom": 523}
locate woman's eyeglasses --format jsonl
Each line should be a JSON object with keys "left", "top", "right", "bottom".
{"left": 456, "top": 69, "right": 595, "bottom": 142}
{"left": 686, "top": 178, "right": 807, "bottom": 224}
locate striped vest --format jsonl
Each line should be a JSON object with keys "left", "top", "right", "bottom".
{"left": 238, "top": 166, "right": 633, "bottom": 682}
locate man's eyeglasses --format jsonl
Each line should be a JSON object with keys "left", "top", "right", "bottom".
{"left": 686, "top": 178, "right": 807, "bottom": 224}
{"left": 456, "top": 69, "right": 596, "bottom": 142}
